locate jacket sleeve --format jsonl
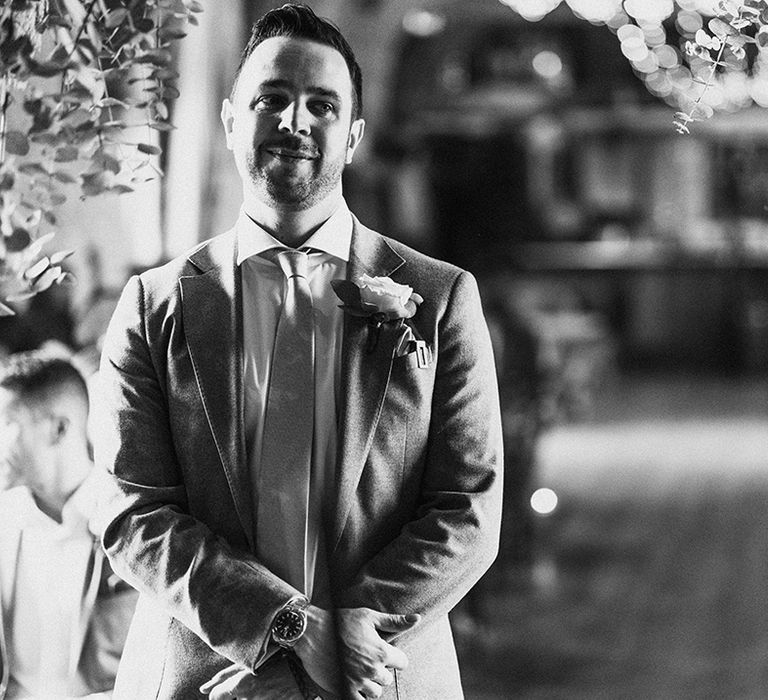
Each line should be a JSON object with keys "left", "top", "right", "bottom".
{"left": 336, "top": 270, "right": 504, "bottom": 626}
{"left": 95, "top": 274, "right": 295, "bottom": 671}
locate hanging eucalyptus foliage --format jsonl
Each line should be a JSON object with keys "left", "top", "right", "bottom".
{"left": 0, "top": 0, "right": 201, "bottom": 314}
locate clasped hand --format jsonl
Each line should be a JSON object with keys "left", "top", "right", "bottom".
{"left": 200, "top": 605, "right": 420, "bottom": 699}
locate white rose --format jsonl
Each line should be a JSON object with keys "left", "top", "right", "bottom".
{"left": 358, "top": 274, "right": 414, "bottom": 316}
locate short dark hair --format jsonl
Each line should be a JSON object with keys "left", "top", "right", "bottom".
{"left": 231, "top": 3, "right": 363, "bottom": 120}
{"left": 0, "top": 351, "right": 88, "bottom": 411}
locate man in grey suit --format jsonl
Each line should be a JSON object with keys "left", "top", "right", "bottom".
{"left": 96, "top": 4, "right": 503, "bottom": 699}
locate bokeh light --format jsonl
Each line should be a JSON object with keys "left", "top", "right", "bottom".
{"left": 498, "top": 0, "right": 767, "bottom": 117}
{"left": 402, "top": 10, "right": 447, "bottom": 37}
{"left": 532, "top": 50, "right": 563, "bottom": 79}
{"left": 531, "top": 488, "right": 559, "bottom": 515}
{"left": 676, "top": 10, "right": 704, "bottom": 34}
{"left": 566, "top": 0, "right": 622, "bottom": 23}
{"left": 624, "top": 0, "right": 674, "bottom": 24}
{"left": 499, "top": 0, "right": 562, "bottom": 22}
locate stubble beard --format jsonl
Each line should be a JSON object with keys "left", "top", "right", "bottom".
{"left": 247, "top": 150, "right": 345, "bottom": 211}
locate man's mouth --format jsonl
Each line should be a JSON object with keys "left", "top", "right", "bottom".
{"left": 265, "top": 147, "right": 317, "bottom": 161}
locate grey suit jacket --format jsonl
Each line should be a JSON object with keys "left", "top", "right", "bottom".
{"left": 96, "top": 217, "right": 503, "bottom": 699}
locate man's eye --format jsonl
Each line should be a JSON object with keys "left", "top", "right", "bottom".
{"left": 254, "top": 95, "right": 285, "bottom": 110}
{"left": 311, "top": 102, "right": 335, "bottom": 116}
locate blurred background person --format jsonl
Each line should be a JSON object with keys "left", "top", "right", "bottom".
{"left": 0, "top": 352, "right": 137, "bottom": 700}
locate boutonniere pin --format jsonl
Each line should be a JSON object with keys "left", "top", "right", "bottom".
{"left": 331, "top": 274, "right": 424, "bottom": 352}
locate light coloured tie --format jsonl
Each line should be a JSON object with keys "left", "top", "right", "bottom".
{"left": 256, "top": 249, "right": 315, "bottom": 593}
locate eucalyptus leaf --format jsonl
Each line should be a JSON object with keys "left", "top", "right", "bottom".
{"left": 32, "top": 266, "right": 62, "bottom": 293}
{"left": 5, "top": 131, "right": 30, "bottom": 155}
{"left": 159, "top": 85, "right": 180, "bottom": 99}
{"left": 5, "top": 291, "right": 37, "bottom": 303}
{"left": 28, "top": 58, "right": 70, "bottom": 77}
{"left": 104, "top": 8, "right": 129, "bottom": 28}
{"left": 81, "top": 170, "right": 114, "bottom": 196}
{"left": 0, "top": 172, "right": 15, "bottom": 191}
{"left": 134, "top": 49, "right": 173, "bottom": 66}
{"left": 5, "top": 228, "right": 32, "bottom": 253}
{"left": 24, "top": 257, "right": 51, "bottom": 280}
{"left": 92, "top": 151, "right": 122, "bottom": 174}
{"left": 54, "top": 145, "right": 80, "bottom": 162}
{"left": 97, "top": 97, "right": 129, "bottom": 109}
{"left": 30, "top": 232, "right": 57, "bottom": 254}
{"left": 18, "top": 163, "right": 49, "bottom": 177}
{"left": 709, "top": 18, "right": 732, "bottom": 38}
{"left": 690, "top": 103, "right": 715, "bottom": 121}
{"left": 135, "top": 18, "right": 155, "bottom": 33}
{"left": 110, "top": 184, "right": 135, "bottom": 194}
{"left": 148, "top": 121, "right": 176, "bottom": 131}
{"left": 29, "top": 132, "right": 60, "bottom": 145}
{"left": 50, "top": 250, "right": 75, "bottom": 265}
{"left": 137, "top": 142, "right": 162, "bottom": 155}
{"left": 159, "top": 28, "right": 187, "bottom": 40}
{"left": 61, "top": 108, "right": 92, "bottom": 127}
{"left": 151, "top": 68, "right": 180, "bottom": 81}
{"left": 154, "top": 101, "right": 169, "bottom": 120}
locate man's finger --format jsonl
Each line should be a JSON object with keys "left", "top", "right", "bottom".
{"left": 205, "top": 668, "right": 260, "bottom": 700}
{"left": 381, "top": 643, "right": 409, "bottom": 671}
{"left": 373, "top": 612, "right": 421, "bottom": 635}
{"left": 359, "top": 678, "right": 384, "bottom": 699}
{"left": 199, "top": 663, "right": 241, "bottom": 693}
{"left": 372, "top": 667, "right": 394, "bottom": 687}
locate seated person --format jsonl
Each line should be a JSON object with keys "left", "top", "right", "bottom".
{"left": 0, "top": 351, "right": 137, "bottom": 699}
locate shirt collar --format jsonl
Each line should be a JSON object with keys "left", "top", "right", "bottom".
{"left": 15, "top": 468, "right": 101, "bottom": 536}
{"left": 236, "top": 199, "right": 353, "bottom": 266}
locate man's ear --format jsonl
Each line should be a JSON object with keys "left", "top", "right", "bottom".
{"left": 345, "top": 118, "right": 365, "bottom": 164}
{"left": 221, "top": 98, "right": 235, "bottom": 150}
{"left": 49, "top": 415, "right": 69, "bottom": 445}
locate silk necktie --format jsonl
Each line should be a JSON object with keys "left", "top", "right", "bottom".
{"left": 256, "top": 248, "right": 315, "bottom": 594}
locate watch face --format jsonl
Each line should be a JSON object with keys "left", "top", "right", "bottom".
{"left": 274, "top": 608, "right": 305, "bottom": 643}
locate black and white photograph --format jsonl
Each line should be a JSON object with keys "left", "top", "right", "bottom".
{"left": 1, "top": 1, "right": 768, "bottom": 698}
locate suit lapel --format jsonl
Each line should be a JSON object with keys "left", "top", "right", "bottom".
{"left": 332, "top": 219, "right": 405, "bottom": 549}
{"left": 180, "top": 231, "right": 253, "bottom": 549}
{"left": 0, "top": 515, "right": 22, "bottom": 620}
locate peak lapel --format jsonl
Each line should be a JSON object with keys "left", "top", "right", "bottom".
{"left": 179, "top": 232, "right": 253, "bottom": 549}
{"left": 332, "top": 220, "right": 405, "bottom": 549}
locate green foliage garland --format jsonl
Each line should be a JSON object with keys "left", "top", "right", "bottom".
{"left": 675, "top": 1, "right": 768, "bottom": 133}
{"left": 0, "top": 0, "right": 201, "bottom": 314}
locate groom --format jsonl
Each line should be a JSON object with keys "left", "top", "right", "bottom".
{"left": 96, "top": 4, "right": 503, "bottom": 699}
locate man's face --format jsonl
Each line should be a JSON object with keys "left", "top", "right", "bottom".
{"left": 0, "top": 390, "right": 39, "bottom": 491}
{"left": 221, "top": 36, "right": 365, "bottom": 210}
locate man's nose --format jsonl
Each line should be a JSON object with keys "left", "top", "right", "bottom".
{"left": 278, "top": 102, "right": 310, "bottom": 135}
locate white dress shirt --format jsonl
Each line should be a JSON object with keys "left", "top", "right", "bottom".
{"left": 237, "top": 200, "right": 351, "bottom": 603}
{"left": 7, "top": 475, "right": 103, "bottom": 699}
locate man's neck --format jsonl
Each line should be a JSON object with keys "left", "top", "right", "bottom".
{"left": 243, "top": 189, "right": 343, "bottom": 248}
{"left": 31, "top": 454, "right": 91, "bottom": 524}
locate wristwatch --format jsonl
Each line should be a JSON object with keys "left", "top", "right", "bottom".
{"left": 271, "top": 596, "right": 310, "bottom": 648}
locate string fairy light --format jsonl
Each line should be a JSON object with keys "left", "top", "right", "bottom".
{"left": 497, "top": 0, "right": 768, "bottom": 126}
